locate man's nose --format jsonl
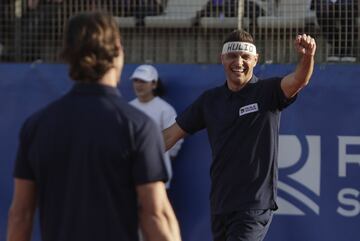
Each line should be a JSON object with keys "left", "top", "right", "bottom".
{"left": 235, "top": 56, "right": 244, "bottom": 64}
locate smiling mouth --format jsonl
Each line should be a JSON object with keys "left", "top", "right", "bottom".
{"left": 231, "top": 67, "right": 246, "bottom": 74}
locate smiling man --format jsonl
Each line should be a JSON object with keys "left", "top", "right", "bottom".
{"left": 163, "top": 29, "right": 316, "bottom": 241}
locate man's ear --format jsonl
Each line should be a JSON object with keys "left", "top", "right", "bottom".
{"left": 254, "top": 54, "right": 259, "bottom": 66}
{"left": 220, "top": 54, "right": 224, "bottom": 64}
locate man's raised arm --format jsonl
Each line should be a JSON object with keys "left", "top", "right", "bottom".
{"left": 281, "top": 34, "right": 317, "bottom": 98}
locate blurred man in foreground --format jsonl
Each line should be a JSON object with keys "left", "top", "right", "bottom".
{"left": 7, "top": 12, "right": 181, "bottom": 241}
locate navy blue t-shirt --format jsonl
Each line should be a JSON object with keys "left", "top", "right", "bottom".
{"left": 176, "top": 76, "right": 296, "bottom": 214}
{"left": 14, "top": 83, "right": 168, "bottom": 241}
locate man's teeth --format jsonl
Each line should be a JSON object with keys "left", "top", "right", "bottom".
{"left": 232, "top": 68, "right": 245, "bottom": 73}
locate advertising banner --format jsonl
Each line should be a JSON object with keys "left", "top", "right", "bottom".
{"left": 0, "top": 64, "right": 359, "bottom": 241}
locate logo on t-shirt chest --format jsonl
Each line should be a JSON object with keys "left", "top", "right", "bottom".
{"left": 239, "top": 103, "right": 259, "bottom": 116}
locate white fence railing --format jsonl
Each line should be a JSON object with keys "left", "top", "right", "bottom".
{"left": 0, "top": 0, "right": 358, "bottom": 63}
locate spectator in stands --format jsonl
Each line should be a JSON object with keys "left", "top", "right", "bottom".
{"left": 22, "top": 0, "right": 66, "bottom": 61}
{"left": 195, "top": 0, "right": 266, "bottom": 26}
{"left": 138, "top": 0, "right": 166, "bottom": 17}
{"left": 23, "top": 0, "right": 136, "bottom": 61}
{"left": 311, "top": 0, "right": 358, "bottom": 62}
{"left": 129, "top": 64, "right": 183, "bottom": 189}
{"left": 163, "top": 29, "right": 316, "bottom": 241}
{"left": 7, "top": 11, "right": 181, "bottom": 241}
{"left": 117, "top": 0, "right": 166, "bottom": 24}
{"left": 137, "top": 0, "right": 166, "bottom": 25}
{"left": 0, "top": 1, "right": 4, "bottom": 59}
{"left": 0, "top": 0, "right": 15, "bottom": 61}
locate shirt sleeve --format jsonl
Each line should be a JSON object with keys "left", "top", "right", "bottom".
{"left": 13, "top": 118, "right": 36, "bottom": 180}
{"left": 176, "top": 93, "right": 206, "bottom": 135}
{"left": 161, "top": 103, "right": 183, "bottom": 158}
{"left": 132, "top": 119, "right": 169, "bottom": 185}
{"left": 161, "top": 103, "right": 177, "bottom": 130}
{"left": 268, "top": 77, "right": 297, "bottom": 111}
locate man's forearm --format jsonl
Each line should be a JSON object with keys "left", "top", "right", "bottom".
{"left": 294, "top": 54, "right": 314, "bottom": 87}
{"left": 163, "top": 198, "right": 181, "bottom": 241}
{"left": 293, "top": 33, "right": 316, "bottom": 88}
{"left": 163, "top": 123, "right": 186, "bottom": 151}
{"left": 139, "top": 199, "right": 181, "bottom": 241}
{"left": 137, "top": 182, "right": 182, "bottom": 241}
{"left": 163, "top": 128, "right": 176, "bottom": 151}
{"left": 139, "top": 211, "right": 181, "bottom": 241}
{"left": 7, "top": 209, "right": 34, "bottom": 241}
{"left": 283, "top": 55, "right": 314, "bottom": 97}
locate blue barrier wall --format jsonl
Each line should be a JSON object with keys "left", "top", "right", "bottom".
{"left": 0, "top": 63, "right": 359, "bottom": 241}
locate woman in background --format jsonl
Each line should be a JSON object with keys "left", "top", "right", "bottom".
{"left": 129, "top": 64, "right": 183, "bottom": 188}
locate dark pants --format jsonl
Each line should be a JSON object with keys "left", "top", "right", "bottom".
{"left": 211, "top": 209, "right": 273, "bottom": 241}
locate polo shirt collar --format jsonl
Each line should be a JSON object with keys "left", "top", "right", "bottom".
{"left": 70, "top": 83, "right": 121, "bottom": 97}
{"left": 223, "top": 75, "right": 258, "bottom": 98}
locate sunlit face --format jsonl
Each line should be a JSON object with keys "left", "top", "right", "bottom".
{"left": 221, "top": 51, "right": 258, "bottom": 90}
{"left": 132, "top": 79, "right": 156, "bottom": 102}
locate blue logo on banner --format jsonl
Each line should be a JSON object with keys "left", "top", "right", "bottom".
{"left": 277, "top": 135, "right": 321, "bottom": 215}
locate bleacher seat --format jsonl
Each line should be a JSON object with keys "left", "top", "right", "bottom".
{"left": 113, "top": 17, "right": 137, "bottom": 28}
{"left": 199, "top": 0, "right": 269, "bottom": 29}
{"left": 199, "top": 17, "right": 246, "bottom": 29}
{"left": 145, "top": 0, "right": 208, "bottom": 28}
{"left": 257, "top": 0, "right": 315, "bottom": 29}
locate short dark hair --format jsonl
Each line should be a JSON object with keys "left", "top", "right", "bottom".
{"left": 153, "top": 78, "right": 165, "bottom": 97}
{"left": 61, "top": 12, "right": 121, "bottom": 83}
{"left": 223, "top": 29, "right": 255, "bottom": 45}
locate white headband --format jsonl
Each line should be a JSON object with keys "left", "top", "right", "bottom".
{"left": 222, "top": 41, "right": 257, "bottom": 55}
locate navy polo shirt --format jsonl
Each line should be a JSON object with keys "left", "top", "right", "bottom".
{"left": 176, "top": 76, "right": 296, "bottom": 214}
{"left": 14, "top": 83, "right": 168, "bottom": 241}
